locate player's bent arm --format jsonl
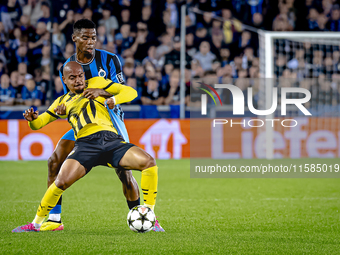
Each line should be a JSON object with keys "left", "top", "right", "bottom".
{"left": 105, "top": 83, "right": 138, "bottom": 104}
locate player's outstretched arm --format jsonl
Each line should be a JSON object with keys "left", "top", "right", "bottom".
{"left": 25, "top": 100, "right": 66, "bottom": 130}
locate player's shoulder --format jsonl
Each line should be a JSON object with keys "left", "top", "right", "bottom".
{"left": 87, "top": 76, "right": 111, "bottom": 87}
{"left": 95, "top": 49, "right": 116, "bottom": 58}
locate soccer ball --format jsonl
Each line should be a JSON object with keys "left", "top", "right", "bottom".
{"left": 127, "top": 205, "right": 156, "bottom": 233}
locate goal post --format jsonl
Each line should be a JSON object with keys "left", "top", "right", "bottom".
{"left": 259, "top": 31, "right": 340, "bottom": 159}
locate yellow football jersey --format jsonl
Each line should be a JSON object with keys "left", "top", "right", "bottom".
{"left": 29, "top": 77, "right": 137, "bottom": 139}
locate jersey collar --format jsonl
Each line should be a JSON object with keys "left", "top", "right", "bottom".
{"left": 74, "top": 50, "right": 95, "bottom": 66}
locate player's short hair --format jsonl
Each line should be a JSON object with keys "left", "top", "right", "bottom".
{"left": 73, "top": 19, "right": 96, "bottom": 33}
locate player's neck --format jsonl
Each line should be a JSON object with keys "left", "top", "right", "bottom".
{"left": 76, "top": 51, "right": 94, "bottom": 64}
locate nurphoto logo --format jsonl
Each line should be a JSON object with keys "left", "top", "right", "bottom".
{"left": 200, "top": 84, "right": 312, "bottom": 128}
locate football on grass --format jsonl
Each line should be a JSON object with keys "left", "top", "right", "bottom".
{"left": 127, "top": 205, "right": 156, "bottom": 233}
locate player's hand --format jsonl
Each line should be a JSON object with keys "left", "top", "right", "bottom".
{"left": 23, "top": 108, "right": 39, "bottom": 121}
{"left": 83, "top": 88, "right": 103, "bottom": 99}
{"left": 54, "top": 104, "right": 66, "bottom": 115}
{"left": 105, "top": 97, "right": 115, "bottom": 109}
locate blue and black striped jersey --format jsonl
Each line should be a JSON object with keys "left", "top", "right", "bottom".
{"left": 59, "top": 49, "right": 124, "bottom": 92}
{"left": 59, "top": 49, "right": 130, "bottom": 142}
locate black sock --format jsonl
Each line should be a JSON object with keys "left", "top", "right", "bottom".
{"left": 127, "top": 198, "right": 140, "bottom": 210}
{"left": 57, "top": 195, "right": 62, "bottom": 205}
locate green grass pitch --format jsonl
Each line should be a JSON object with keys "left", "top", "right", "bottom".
{"left": 0, "top": 159, "right": 339, "bottom": 254}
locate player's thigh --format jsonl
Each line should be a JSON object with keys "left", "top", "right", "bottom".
{"left": 55, "top": 159, "right": 86, "bottom": 190}
{"left": 119, "top": 146, "right": 156, "bottom": 170}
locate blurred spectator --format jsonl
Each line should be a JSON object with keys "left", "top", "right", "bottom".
{"left": 58, "top": 10, "right": 74, "bottom": 42}
{"left": 0, "top": 74, "right": 15, "bottom": 105}
{"left": 164, "top": 36, "right": 192, "bottom": 69}
{"left": 28, "top": 21, "right": 48, "bottom": 57}
{"left": 125, "top": 77, "right": 141, "bottom": 105}
{"left": 14, "top": 45, "right": 28, "bottom": 65}
{"left": 23, "top": 0, "right": 43, "bottom": 27}
{"left": 21, "top": 79, "right": 43, "bottom": 106}
{"left": 72, "top": 0, "right": 87, "bottom": 14}
{"left": 222, "top": 8, "right": 242, "bottom": 44}
{"left": 142, "top": 46, "right": 158, "bottom": 67}
{"left": 83, "top": 8, "right": 93, "bottom": 21}
{"left": 307, "top": 8, "right": 320, "bottom": 30}
{"left": 52, "top": 22, "right": 66, "bottom": 51}
{"left": 164, "top": 69, "right": 189, "bottom": 105}
{"left": 156, "top": 32, "right": 172, "bottom": 60}
{"left": 185, "top": 32, "right": 196, "bottom": 57}
{"left": 0, "top": 22, "right": 8, "bottom": 45}
{"left": 141, "top": 77, "right": 165, "bottom": 105}
{"left": 9, "top": 27, "right": 24, "bottom": 51}
{"left": 1, "top": 0, "right": 22, "bottom": 32}
{"left": 120, "top": 7, "right": 131, "bottom": 26}
{"left": 220, "top": 47, "right": 231, "bottom": 67}
{"left": 10, "top": 70, "right": 22, "bottom": 99}
{"left": 326, "top": 4, "right": 340, "bottom": 31}
{"left": 117, "top": 24, "right": 133, "bottom": 54}
{"left": 98, "top": 5, "right": 119, "bottom": 37}
{"left": 37, "top": 1, "right": 51, "bottom": 24}
{"left": 130, "top": 22, "right": 155, "bottom": 61}
{"left": 97, "top": 25, "right": 113, "bottom": 48}
{"left": 123, "top": 59, "right": 135, "bottom": 79}
{"left": 34, "top": 67, "right": 48, "bottom": 96}
{"left": 164, "top": 0, "right": 178, "bottom": 28}
{"left": 63, "top": 42, "right": 75, "bottom": 60}
{"left": 52, "top": 76, "right": 64, "bottom": 99}
{"left": 193, "top": 41, "right": 216, "bottom": 71}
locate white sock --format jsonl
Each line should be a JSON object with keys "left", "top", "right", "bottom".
{"left": 33, "top": 222, "right": 41, "bottom": 229}
{"left": 32, "top": 215, "right": 44, "bottom": 229}
{"left": 48, "top": 213, "right": 61, "bottom": 222}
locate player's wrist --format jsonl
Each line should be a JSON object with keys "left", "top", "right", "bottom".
{"left": 110, "top": 96, "right": 116, "bottom": 105}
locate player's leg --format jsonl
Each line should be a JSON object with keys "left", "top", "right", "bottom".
{"left": 118, "top": 147, "right": 164, "bottom": 232}
{"left": 115, "top": 168, "right": 140, "bottom": 210}
{"left": 12, "top": 159, "right": 86, "bottom": 232}
{"left": 40, "top": 129, "right": 75, "bottom": 231}
{"left": 119, "top": 147, "right": 157, "bottom": 209}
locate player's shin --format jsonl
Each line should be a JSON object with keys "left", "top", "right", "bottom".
{"left": 32, "top": 182, "right": 64, "bottom": 228}
{"left": 141, "top": 165, "right": 158, "bottom": 212}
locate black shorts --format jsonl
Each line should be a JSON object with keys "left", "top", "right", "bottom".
{"left": 67, "top": 131, "right": 135, "bottom": 172}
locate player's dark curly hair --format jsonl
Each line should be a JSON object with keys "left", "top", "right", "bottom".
{"left": 73, "top": 19, "right": 96, "bottom": 33}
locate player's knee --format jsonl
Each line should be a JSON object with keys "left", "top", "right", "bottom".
{"left": 54, "top": 178, "right": 70, "bottom": 191}
{"left": 139, "top": 154, "right": 156, "bottom": 170}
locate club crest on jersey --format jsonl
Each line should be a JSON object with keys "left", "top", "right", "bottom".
{"left": 116, "top": 72, "right": 124, "bottom": 83}
{"left": 98, "top": 68, "right": 106, "bottom": 77}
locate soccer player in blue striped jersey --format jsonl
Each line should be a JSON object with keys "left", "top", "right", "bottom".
{"left": 40, "top": 19, "right": 163, "bottom": 232}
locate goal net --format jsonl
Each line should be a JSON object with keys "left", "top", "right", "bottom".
{"left": 258, "top": 32, "right": 340, "bottom": 159}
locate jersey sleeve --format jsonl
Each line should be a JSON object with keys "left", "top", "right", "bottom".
{"left": 107, "top": 53, "right": 125, "bottom": 84}
{"left": 103, "top": 81, "right": 137, "bottom": 105}
{"left": 28, "top": 97, "right": 65, "bottom": 130}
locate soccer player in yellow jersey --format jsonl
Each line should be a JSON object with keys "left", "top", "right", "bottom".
{"left": 12, "top": 61, "right": 159, "bottom": 232}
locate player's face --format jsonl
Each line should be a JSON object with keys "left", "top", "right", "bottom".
{"left": 64, "top": 67, "right": 86, "bottom": 94}
{"left": 73, "top": 28, "right": 97, "bottom": 56}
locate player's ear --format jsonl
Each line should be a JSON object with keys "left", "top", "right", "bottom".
{"left": 72, "top": 33, "right": 76, "bottom": 42}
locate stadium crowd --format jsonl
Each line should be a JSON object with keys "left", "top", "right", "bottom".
{"left": 0, "top": 0, "right": 340, "bottom": 110}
